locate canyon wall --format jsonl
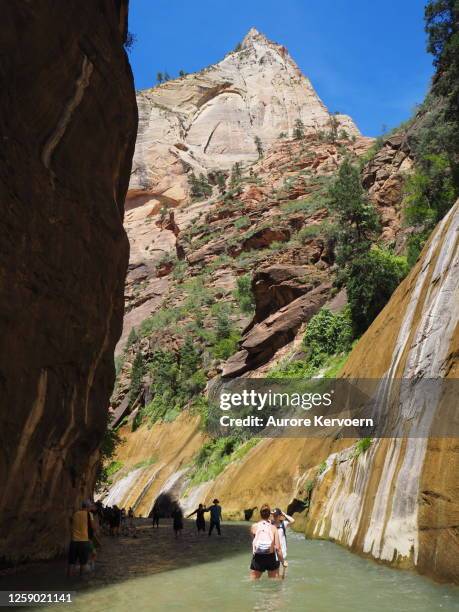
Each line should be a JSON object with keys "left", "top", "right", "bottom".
{"left": 0, "top": 1, "right": 137, "bottom": 564}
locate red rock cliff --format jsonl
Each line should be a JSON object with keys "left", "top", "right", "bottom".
{"left": 0, "top": 1, "right": 137, "bottom": 563}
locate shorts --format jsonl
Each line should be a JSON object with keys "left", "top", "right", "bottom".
{"left": 250, "top": 553, "right": 280, "bottom": 573}
{"left": 68, "top": 541, "right": 90, "bottom": 566}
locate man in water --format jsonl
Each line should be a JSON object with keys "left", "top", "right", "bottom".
{"left": 250, "top": 504, "right": 285, "bottom": 580}
{"left": 206, "top": 499, "right": 222, "bottom": 536}
{"left": 187, "top": 503, "right": 206, "bottom": 534}
{"left": 68, "top": 500, "right": 93, "bottom": 576}
{"left": 271, "top": 508, "right": 295, "bottom": 568}
{"left": 172, "top": 505, "right": 183, "bottom": 538}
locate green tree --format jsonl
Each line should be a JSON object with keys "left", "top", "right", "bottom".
{"left": 230, "top": 162, "right": 242, "bottom": 187}
{"left": 254, "top": 135, "right": 264, "bottom": 158}
{"left": 179, "top": 69, "right": 186, "bottom": 77}
{"left": 126, "top": 326, "right": 138, "bottom": 349}
{"left": 293, "top": 118, "right": 305, "bottom": 140}
{"left": 327, "top": 113, "right": 340, "bottom": 142}
{"left": 328, "top": 158, "right": 379, "bottom": 268}
{"left": 215, "top": 171, "right": 227, "bottom": 195}
{"left": 216, "top": 310, "right": 232, "bottom": 340}
{"left": 164, "top": 71, "right": 171, "bottom": 81}
{"left": 129, "top": 351, "right": 146, "bottom": 406}
{"left": 156, "top": 72, "right": 163, "bottom": 84}
{"left": 179, "top": 336, "right": 201, "bottom": 379}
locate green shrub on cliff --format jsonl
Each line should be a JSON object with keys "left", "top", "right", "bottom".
{"left": 303, "top": 308, "right": 353, "bottom": 367}
{"left": 346, "top": 248, "right": 408, "bottom": 335}
{"left": 234, "top": 273, "right": 255, "bottom": 314}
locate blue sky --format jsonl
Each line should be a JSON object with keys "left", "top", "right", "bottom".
{"left": 128, "top": 0, "right": 433, "bottom": 137}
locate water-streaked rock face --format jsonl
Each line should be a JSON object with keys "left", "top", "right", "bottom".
{"left": 305, "top": 200, "right": 458, "bottom": 582}
{"left": 0, "top": 1, "right": 137, "bottom": 564}
{"left": 128, "top": 27, "right": 360, "bottom": 208}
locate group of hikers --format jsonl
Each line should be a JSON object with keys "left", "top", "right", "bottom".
{"left": 67, "top": 500, "right": 136, "bottom": 575}
{"left": 68, "top": 498, "right": 294, "bottom": 580}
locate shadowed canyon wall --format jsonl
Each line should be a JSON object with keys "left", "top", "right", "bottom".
{"left": 0, "top": 1, "right": 137, "bottom": 564}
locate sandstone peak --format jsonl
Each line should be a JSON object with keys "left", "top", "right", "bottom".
{"left": 240, "top": 27, "right": 270, "bottom": 49}
{"left": 128, "top": 30, "right": 361, "bottom": 209}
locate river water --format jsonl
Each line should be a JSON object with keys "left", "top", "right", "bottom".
{"left": 40, "top": 526, "right": 458, "bottom": 612}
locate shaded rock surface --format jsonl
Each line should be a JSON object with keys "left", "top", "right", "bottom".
{"left": 0, "top": 1, "right": 137, "bottom": 564}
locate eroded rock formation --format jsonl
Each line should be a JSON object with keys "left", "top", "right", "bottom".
{"left": 0, "top": 1, "right": 137, "bottom": 564}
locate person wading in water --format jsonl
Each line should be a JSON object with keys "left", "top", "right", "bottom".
{"left": 187, "top": 503, "right": 206, "bottom": 534}
{"left": 206, "top": 499, "right": 222, "bottom": 536}
{"left": 172, "top": 505, "right": 183, "bottom": 538}
{"left": 271, "top": 508, "right": 294, "bottom": 575}
{"left": 68, "top": 500, "right": 94, "bottom": 576}
{"left": 250, "top": 504, "right": 285, "bottom": 580}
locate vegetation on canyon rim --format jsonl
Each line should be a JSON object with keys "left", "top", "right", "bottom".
{"left": 100, "top": 0, "right": 459, "bottom": 488}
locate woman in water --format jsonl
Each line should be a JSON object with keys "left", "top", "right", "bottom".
{"left": 271, "top": 508, "right": 295, "bottom": 567}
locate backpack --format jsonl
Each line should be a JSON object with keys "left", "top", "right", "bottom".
{"left": 252, "top": 520, "right": 274, "bottom": 555}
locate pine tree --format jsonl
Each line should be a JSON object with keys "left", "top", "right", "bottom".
{"left": 328, "top": 157, "right": 379, "bottom": 268}
{"left": 254, "top": 136, "right": 264, "bottom": 158}
{"left": 327, "top": 113, "right": 340, "bottom": 143}
{"left": 126, "top": 326, "right": 138, "bottom": 349}
{"left": 215, "top": 172, "right": 226, "bottom": 194}
{"left": 293, "top": 118, "right": 305, "bottom": 140}
{"left": 230, "top": 162, "right": 242, "bottom": 187}
{"left": 129, "top": 352, "right": 145, "bottom": 406}
{"left": 156, "top": 72, "right": 163, "bottom": 84}
{"left": 216, "top": 311, "right": 232, "bottom": 340}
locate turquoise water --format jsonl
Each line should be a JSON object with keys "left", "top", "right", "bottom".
{"left": 43, "top": 529, "right": 458, "bottom": 612}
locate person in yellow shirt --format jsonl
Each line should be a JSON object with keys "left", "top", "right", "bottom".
{"left": 68, "top": 500, "right": 93, "bottom": 576}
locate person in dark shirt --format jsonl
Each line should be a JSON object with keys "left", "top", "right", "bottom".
{"left": 187, "top": 503, "right": 206, "bottom": 534}
{"left": 172, "top": 506, "right": 183, "bottom": 538}
{"left": 206, "top": 499, "right": 222, "bottom": 536}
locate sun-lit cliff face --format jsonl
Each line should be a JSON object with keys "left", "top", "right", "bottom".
{"left": 0, "top": 1, "right": 137, "bottom": 565}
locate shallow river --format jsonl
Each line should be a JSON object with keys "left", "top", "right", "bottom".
{"left": 42, "top": 526, "right": 458, "bottom": 612}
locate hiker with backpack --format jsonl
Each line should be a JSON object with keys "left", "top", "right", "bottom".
{"left": 250, "top": 504, "right": 285, "bottom": 579}
{"left": 271, "top": 507, "right": 295, "bottom": 566}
